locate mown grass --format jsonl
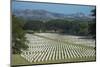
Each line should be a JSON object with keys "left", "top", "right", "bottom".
{"left": 12, "top": 54, "right": 96, "bottom": 66}
{"left": 11, "top": 54, "right": 31, "bottom": 66}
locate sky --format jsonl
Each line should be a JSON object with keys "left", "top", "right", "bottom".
{"left": 12, "top": 1, "right": 95, "bottom": 15}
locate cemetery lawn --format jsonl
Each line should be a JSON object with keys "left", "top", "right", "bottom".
{"left": 11, "top": 33, "right": 96, "bottom": 66}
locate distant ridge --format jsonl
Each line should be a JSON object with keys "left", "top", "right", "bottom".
{"left": 13, "top": 9, "right": 93, "bottom": 21}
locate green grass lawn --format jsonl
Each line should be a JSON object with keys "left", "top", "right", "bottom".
{"left": 11, "top": 54, "right": 31, "bottom": 66}
{"left": 11, "top": 54, "right": 96, "bottom": 66}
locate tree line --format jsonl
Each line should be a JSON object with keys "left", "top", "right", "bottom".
{"left": 23, "top": 19, "right": 89, "bottom": 36}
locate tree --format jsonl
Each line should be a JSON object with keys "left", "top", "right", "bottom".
{"left": 88, "top": 9, "right": 96, "bottom": 39}
{"left": 23, "top": 20, "right": 44, "bottom": 32}
{"left": 78, "top": 22, "right": 89, "bottom": 35}
{"left": 12, "top": 15, "right": 28, "bottom": 54}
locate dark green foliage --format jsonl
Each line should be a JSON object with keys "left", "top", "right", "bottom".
{"left": 88, "top": 9, "right": 96, "bottom": 39}
{"left": 23, "top": 19, "right": 89, "bottom": 36}
{"left": 12, "top": 15, "right": 28, "bottom": 54}
{"left": 23, "top": 20, "right": 44, "bottom": 32}
{"left": 78, "top": 22, "right": 89, "bottom": 35}
{"left": 45, "top": 19, "right": 68, "bottom": 32}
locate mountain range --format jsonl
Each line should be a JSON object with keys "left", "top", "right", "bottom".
{"left": 13, "top": 9, "right": 93, "bottom": 21}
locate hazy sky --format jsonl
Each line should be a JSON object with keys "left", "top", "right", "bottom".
{"left": 12, "top": 1, "right": 95, "bottom": 15}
